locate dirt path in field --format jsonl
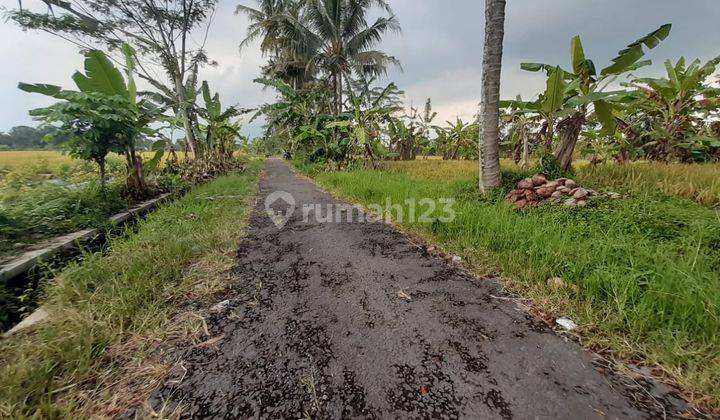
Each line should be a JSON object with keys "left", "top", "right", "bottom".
{"left": 149, "top": 159, "right": 689, "bottom": 419}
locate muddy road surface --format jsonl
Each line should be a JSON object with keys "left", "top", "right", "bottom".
{"left": 150, "top": 159, "right": 687, "bottom": 419}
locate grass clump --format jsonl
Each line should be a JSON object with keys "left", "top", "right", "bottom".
{"left": 306, "top": 163, "right": 720, "bottom": 408}
{"left": 0, "top": 159, "right": 262, "bottom": 418}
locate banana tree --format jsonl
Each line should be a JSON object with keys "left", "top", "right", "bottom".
{"left": 253, "top": 77, "right": 332, "bottom": 156}
{"left": 434, "top": 118, "right": 480, "bottom": 160}
{"left": 19, "top": 44, "right": 161, "bottom": 195}
{"left": 198, "top": 81, "right": 249, "bottom": 161}
{"left": 326, "top": 88, "right": 398, "bottom": 167}
{"left": 501, "top": 95, "right": 541, "bottom": 168}
{"left": 516, "top": 24, "right": 671, "bottom": 170}
{"left": 387, "top": 118, "right": 421, "bottom": 160}
{"left": 623, "top": 56, "right": 720, "bottom": 161}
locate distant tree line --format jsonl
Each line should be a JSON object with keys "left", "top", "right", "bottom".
{"left": 0, "top": 125, "right": 65, "bottom": 150}
{"left": 0, "top": 125, "right": 163, "bottom": 151}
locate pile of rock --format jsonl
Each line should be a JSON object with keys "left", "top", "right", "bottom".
{"left": 506, "top": 174, "right": 597, "bottom": 209}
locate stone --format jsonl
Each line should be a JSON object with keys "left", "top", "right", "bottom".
{"left": 551, "top": 190, "right": 564, "bottom": 198}
{"left": 210, "top": 299, "right": 231, "bottom": 313}
{"left": 531, "top": 174, "right": 547, "bottom": 186}
{"left": 523, "top": 190, "right": 538, "bottom": 202}
{"left": 508, "top": 190, "right": 524, "bottom": 201}
{"left": 536, "top": 187, "right": 554, "bottom": 198}
{"left": 517, "top": 178, "right": 534, "bottom": 189}
{"left": 556, "top": 317, "right": 578, "bottom": 331}
{"left": 565, "top": 179, "right": 578, "bottom": 189}
{"left": 572, "top": 188, "right": 589, "bottom": 199}
{"left": 545, "top": 181, "right": 560, "bottom": 189}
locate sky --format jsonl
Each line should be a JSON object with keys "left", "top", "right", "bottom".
{"left": 1, "top": 0, "right": 719, "bottom": 138}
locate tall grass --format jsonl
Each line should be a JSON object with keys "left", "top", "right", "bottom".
{"left": 0, "top": 160, "right": 262, "bottom": 417}
{"left": 580, "top": 162, "right": 720, "bottom": 207}
{"left": 0, "top": 151, "right": 193, "bottom": 257}
{"left": 308, "top": 164, "right": 720, "bottom": 408}
{"left": 383, "top": 159, "right": 720, "bottom": 207}
{"left": 0, "top": 182, "right": 129, "bottom": 253}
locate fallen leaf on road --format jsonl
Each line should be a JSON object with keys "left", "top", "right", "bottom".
{"left": 397, "top": 290, "right": 412, "bottom": 301}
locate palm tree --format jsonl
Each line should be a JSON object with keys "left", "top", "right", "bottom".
{"left": 299, "top": 0, "right": 401, "bottom": 114}
{"left": 236, "top": 0, "right": 290, "bottom": 56}
{"left": 479, "top": 0, "right": 506, "bottom": 192}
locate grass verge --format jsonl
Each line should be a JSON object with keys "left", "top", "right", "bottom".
{"left": 300, "top": 161, "right": 720, "bottom": 409}
{"left": 0, "top": 158, "right": 263, "bottom": 417}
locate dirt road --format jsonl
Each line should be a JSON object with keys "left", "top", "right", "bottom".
{"left": 150, "top": 159, "right": 687, "bottom": 419}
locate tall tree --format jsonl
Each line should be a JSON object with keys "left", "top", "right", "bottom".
{"left": 302, "top": 0, "right": 400, "bottom": 114}
{"left": 237, "top": 0, "right": 291, "bottom": 55}
{"left": 9, "top": 0, "right": 217, "bottom": 157}
{"left": 479, "top": 0, "right": 506, "bottom": 193}
{"left": 237, "top": 0, "right": 313, "bottom": 88}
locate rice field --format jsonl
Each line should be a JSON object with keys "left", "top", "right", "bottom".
{"left": 0, "top": 151, "right": 78, "bottom": 172}
{"left": 383, "top": 159, "right": 720, "bottom": 207}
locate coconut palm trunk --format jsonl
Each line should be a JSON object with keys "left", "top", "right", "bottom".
{"left": 479, "top": 0, "right": 506, "bottom": 193}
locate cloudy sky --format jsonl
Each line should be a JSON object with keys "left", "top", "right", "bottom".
{"left": 1, "top": 0, "right": 719, "bottom": 138}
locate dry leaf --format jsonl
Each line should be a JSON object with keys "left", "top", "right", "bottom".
{"left": 397, "top": 290, "right": 412, "bottom": 301}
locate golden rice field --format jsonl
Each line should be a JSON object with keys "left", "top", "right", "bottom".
{"left": 384, "top": 159, "right": 720, "bottom": 207}
{"left": 0, "top": 150, "right": 183, "bottom": 172}
{"left": 0, "top": 150, "right": 78, "bottom": 172}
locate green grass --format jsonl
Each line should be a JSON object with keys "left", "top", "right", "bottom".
{"left": 303, "top": 162, "right": 720, "bottom": 408}
{"left": 382, "top": 159, "right": 720, "bottom": 207}
{"left": 0, "top": 182, "right": 130, "bottom": 254}
{"left": 0, "top": 159, "right": 263, "bottom": 417}
{"left": 0, "top": 153, "right": 191, "bottom": 258}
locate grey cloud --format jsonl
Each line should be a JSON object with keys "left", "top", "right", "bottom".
{"left": 1, "top": 0, "right": 719, "bottom": 136}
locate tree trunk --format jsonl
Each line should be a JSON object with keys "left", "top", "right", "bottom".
{"left": 175, "top": 73, "right": 197, "bottom": 158}
{"left": 337, "top": 72, "right": 344, "bottom": 114}
{"left": 125, "top": 144, "right": 147, "bottom": 197}
{"left": 332, "top": 72, "right": 339, "bottom": 115}
{"left": 96, "top": 157, "right": 107, "bottom": 189}
{"left": 554, "top": 114, "right": 586, "bottom": 172}
{"left": 479, "top": 0, "right": 506, "bottom": 193}
{"left": 544, "top": 119, "right": 555, "bottom": 151}
{"left": 522, "top": 132, "right": 530, "bottom": 169}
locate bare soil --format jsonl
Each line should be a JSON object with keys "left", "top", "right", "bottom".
{"left": 147, "top": 159, "right": 688, "bottom": 419}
